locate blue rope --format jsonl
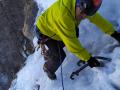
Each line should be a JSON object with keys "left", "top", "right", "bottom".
{"left": 58, "top": 43, "right": 65, "bottom": 90}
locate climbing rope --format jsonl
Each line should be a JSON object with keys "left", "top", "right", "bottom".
{"left": 58, "top": 43, "right": 65, "bottom": 90}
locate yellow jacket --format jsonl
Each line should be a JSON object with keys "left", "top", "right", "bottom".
{"left": 36, "top": 0, "right": 115, "bottom": 61}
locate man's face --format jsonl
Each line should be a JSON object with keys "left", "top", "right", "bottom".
{"left": 75, "top": 6, "right": 87, "bottom": 21}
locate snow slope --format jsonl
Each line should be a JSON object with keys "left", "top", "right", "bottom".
{"left": 9, "top": 0, "right": 120, "bottom": 90}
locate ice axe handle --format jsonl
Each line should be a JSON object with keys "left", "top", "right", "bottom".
{"left": 94, "top": 56, "right": 112, "bottom": 62}
{"left": 70, "top": 63, "right": 89, "bottom": 80}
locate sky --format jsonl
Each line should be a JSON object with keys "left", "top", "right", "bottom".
{"left": 9, "top": 0, "right": 120, "bottom": 90}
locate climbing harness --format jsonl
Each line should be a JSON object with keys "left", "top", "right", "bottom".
{"left": 36, "top": 35, "right": 50, "bottom": 55}
{"left": 39, "top": 37, "right": 49, "bottom": 55}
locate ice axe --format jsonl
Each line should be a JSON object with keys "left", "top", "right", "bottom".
{"left": 70, "top": 56, "right": 112, "bottom": 80}
{"left": 70, "top": 63, "right": 89, "bottom": 80}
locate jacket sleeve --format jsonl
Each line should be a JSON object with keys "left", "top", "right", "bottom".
{"left": 88, "top": 13, "right": 115, "bottom": 35}
{"left": 57, "top": 17, "right": 91, "bottom": 61}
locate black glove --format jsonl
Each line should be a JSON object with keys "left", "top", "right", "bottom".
{"left": 87, "top": 57, "right": 101, "bottom": 68}
{"left": 111, "top": 31, "right": 120, "bottom": 43}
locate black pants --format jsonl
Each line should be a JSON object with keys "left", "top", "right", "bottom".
{"left": 34, "top": 26, "right": 79, "bottom": 73}
{"left": 44, "top": 39, "right": 66, "bottom": 73}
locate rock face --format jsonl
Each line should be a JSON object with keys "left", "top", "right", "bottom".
{"left": 0, "top": 0, "right": 38, "bottom": 90}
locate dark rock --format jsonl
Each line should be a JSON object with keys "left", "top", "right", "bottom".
{"left": 0, "top": 0, "right": 38, "bottom": 89}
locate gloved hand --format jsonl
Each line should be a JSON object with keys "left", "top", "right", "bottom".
{"left": 111, "top": 31, "right": 120, "bottom": 43}
{"left": 87, "top": 57, "right": 101, "bottom": 68}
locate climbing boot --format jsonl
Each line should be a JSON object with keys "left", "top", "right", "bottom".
{"left": 43, "top": 65, "right": 57, "bottom": 80}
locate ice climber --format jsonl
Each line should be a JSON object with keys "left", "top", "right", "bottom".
{"left": 34, "top": 0, "right": 120, "bottom": 80}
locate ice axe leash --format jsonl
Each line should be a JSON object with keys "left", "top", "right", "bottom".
{"left": 70, "top": 56, "right": 112, "bottom": 80}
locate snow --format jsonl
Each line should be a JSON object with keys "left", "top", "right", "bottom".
{"left": 9, "top": 0, "right": 120, "bottom": 90}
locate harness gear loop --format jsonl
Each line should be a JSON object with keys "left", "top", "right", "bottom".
{"left": 39, "top": 38, "right": 50, "bottom": 55}
{"left": 40, "top": 43, "right": 47, "bottom": 55}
